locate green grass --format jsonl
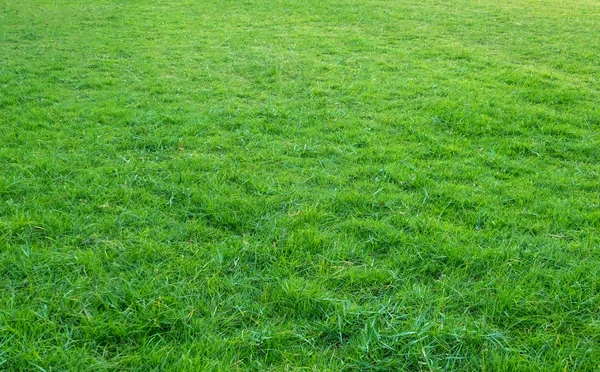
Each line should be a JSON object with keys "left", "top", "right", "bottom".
{"left": 1, "top": 0, "right": 599, "bottom": 370}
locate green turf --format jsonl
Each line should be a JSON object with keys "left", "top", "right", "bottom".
{"left": 1, "top": 0, "right": 599, "bottom": 370}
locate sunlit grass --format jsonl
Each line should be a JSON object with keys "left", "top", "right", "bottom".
{"left": 1, "top": 0, "right": 599, "bottom": 369}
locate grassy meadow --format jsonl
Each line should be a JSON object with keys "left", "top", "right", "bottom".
{"left": 1, "top": 0, "right": 599, "bottom": 370}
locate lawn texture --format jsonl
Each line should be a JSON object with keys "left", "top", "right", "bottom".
{"left": 1, "top": 0, "right": 599, "bottom": 370}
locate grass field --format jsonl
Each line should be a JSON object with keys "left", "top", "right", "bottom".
{"left": 1, "top": 0, "right": 599, "bottom": 370}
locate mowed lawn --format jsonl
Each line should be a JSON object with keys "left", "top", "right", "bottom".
{"left": 1, "top": 0, "right": 599, "bottom": 370}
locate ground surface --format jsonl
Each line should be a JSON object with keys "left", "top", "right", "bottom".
{"left": 1, "top": 0, "right": 599, "bottom": 370}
